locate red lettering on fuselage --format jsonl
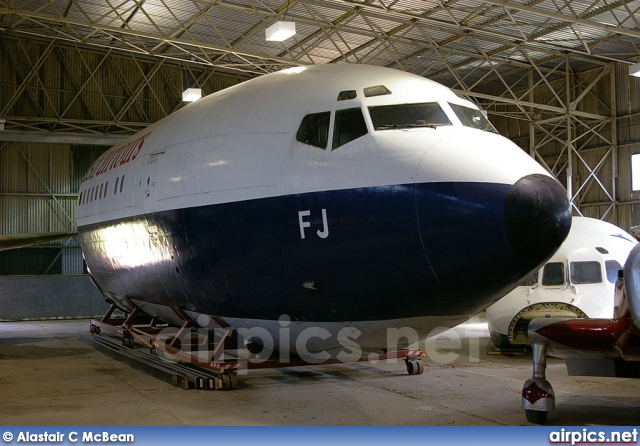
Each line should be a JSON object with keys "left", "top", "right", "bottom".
{"left": 83, "top": 132, "right": 151, "bottom": 181}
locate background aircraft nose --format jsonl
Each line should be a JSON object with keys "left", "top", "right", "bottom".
{"left": 504, "top": 174, "right": 572, "bottom": 264}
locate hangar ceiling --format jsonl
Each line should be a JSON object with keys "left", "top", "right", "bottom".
{"left": 1, "top": 0, "right": 640, "bottom": 235}
{"left": 3, "top": 1, "right": 640, "bottom": 92}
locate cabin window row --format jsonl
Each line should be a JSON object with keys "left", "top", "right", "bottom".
{"left": 78, "top": 174, "right": 125, "bottom": 206}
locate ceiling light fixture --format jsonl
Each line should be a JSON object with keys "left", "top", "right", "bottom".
{"left": 182, "top": 88, "right": 202, "bottom": 102}
{"left": 266, "top": 21, "right": 296, "bottom": 41}
{"left": 266, "top": 1, "right": 296, "bottom": 42}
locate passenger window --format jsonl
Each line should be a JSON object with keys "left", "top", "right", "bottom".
{"left": 571, "top": 261, "right": 603, "bottom": 284}
{"left": 332, "top": 107, "right": 368, "bottom": 150}
{"left": 542, "top": 262, "right": 565, "bottom": 286}
{"left": 120, "top": 175, "right": 125, "bottom": 193}
{"left": 605, "top": 260, "right": 622, "bottom": 284}
{"left": 297, "top": 112, "right": 330, "bottom": 149}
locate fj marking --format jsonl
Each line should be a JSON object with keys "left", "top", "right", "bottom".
{"left": 298, "top": 209, "right": 329, "bottom": 239}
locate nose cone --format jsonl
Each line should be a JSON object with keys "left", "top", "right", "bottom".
{"left": 415, "top": 173, "right": 572, "bottom": 314}
{"left": 504, "top": 174, "right": 572, "bottom": 264}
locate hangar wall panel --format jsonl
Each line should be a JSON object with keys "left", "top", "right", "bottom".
{"left": 0, "top": 276, "right": 107, "bottom": 321}
{"left": 0, "top": 142, "right": 107, "bottom": 274}
{"left": 490, "top": 62, "right": 640, "bottom": 232}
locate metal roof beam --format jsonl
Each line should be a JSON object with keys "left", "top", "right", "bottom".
{"left": 0, "top": 130, "right": 126, "bottom": 145}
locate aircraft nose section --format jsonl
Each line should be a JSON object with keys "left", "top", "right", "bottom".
{"left": 415, "top": 173, "right": 571, "bottom": 315}
{"left": 504, "top": 174, "right": 572, "bottom": 264}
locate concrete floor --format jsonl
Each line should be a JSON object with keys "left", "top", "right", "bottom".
{"left": 1, "top": 317, "right": 639, "bottom": 426}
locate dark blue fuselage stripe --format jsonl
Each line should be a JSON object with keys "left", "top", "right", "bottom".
{"left": 79, "top": 181, "right": 538, "bottom": 323}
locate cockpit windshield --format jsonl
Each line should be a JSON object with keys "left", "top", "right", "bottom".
{"left": 449, "top": 103, "right": 498, "bottom": 133}
{"left": 368, "top": 103, "right": 451, "bottom": 130}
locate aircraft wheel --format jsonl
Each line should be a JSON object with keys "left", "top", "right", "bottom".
{"left": 406, "top": 359, "right": 424, "bottom": 375}
{"left": 525, "top": 409, "right": 548, "bottom": 425}
{"left": 230, "top": 374, "right": 238, "bottom": 389}
{"left": 90, "top": 325, "right": 96, "bottom": 334}
{"left": 406, "top": 360, "right": 415, "bottom": 375}
{"left": 220, "top": 374, "right": 232, "bottom": 390}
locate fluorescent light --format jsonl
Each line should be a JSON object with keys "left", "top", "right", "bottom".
{"left": 182, "top": 88, "right": 202, "bottom": 102}
{"left": 630, "top": 62, "right": 640, "bottom": 77}
{"left": 266, "top": 21, "right": 296, "bottom": 42}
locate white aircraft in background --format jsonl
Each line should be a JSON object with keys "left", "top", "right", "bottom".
{"left": 487, "top": 217, "right": 637, "bottom": 349}
{"left": 2, "top": 64, "right": 572, "bottom": 380}
{"left": 522, "top": 242, "right": 640, "bottom": 424}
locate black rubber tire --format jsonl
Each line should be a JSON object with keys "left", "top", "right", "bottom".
{"left": 525, "top": 409, "right": 548, "bottom": 424}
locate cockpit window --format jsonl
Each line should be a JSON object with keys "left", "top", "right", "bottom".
{"left": 297, "top": 112, "right": 330, "bottom": 149}
{"left": 449, "top": 103, "right": 498, "bottom": 133}
{"left": 368, "top": 103, "right": 451, "bottom": 130}
{"left": 519, "top": 271, "right": 539, "bottom": 287}
{"left": 338, "top": 90, "right": 357, "bottom": 101}
{"left": 570, "top": 261, "right": 602, "bottom": 284}
{"left": 364, "top": 85, "right": 391, "bottom": 97}
{"left": 542, "top": 262, "right": 565, "bottom": 286}
{"left": 332, "top": 108, "right": 368, "bottom": 150}
{"left": 605, "top": 260, "right": 622, "bottom": 283}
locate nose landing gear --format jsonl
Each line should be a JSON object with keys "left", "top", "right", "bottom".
{"left": 522, "top": 342, "right": 555, "bottom": 424}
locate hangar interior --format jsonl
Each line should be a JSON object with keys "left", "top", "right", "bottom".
{"left": 1, "top": 1, "right": 640, "bottom": 312}
{"left": 2, "top": 1, "right": 640, "bottom": 427}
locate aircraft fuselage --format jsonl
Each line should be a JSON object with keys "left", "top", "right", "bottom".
{"left": 76, "top": 64, "right": 572, "bottom": 355}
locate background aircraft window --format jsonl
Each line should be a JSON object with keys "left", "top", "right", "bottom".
{"left": 605, "top": 260, "right": 622, "bottom": 283}
{"left": 297, "top": 112, "right": 330, "bottom": 149}
{"left": 332, "top": 107, "right": 368, "bottom": 150}
{"left": 368, "top": 103, "right": 450, "bottom": 130}
{"left": 105, "top": 182, "right": 109, "bottom": 198}
{"left": 364, "top": 85, "right": 391, "bottom": 97}
{"left": 570, "top": 261, "right": 603, "bottom": 284}
{"left": 519, "top": 271, "right": 539, "bottom": 287}
{"left": 542, "top": 262, "right": 565, "bottom": 286}
{"left": 449, "top": 103, "right": 498, "bottom": 133}
{"left": 78, "top": 191, "right": 83, "bottom": 205}
{"left": 338, "top": 90, "right": 357, "bottom": 101}
{"left": 114, "top": 177, "right": 119, "bottom": 194}
{"left": 120, "top": 175, "right": 125, "bottom": 193}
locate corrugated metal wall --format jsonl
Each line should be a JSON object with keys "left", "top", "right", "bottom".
{"left": 0, "top": 38, "right": 242, "bottom": 276}
{"left": 491, "top": 62, "right": 640, "bottom": 232}
{"left": 616, "top": 62, "right": 640, "bottom": 230}
{"left": 0, "top": 142, "right": 107, "bottom": 274}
